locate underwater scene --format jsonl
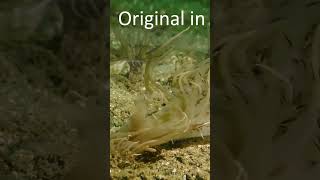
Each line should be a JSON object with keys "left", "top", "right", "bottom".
{"left": 110, "top": 0, "right": 210, "bottom": 179}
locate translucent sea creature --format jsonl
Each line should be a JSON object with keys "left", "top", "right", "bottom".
{"left": 110, "top": 61, "right": 210, "bottom": 155}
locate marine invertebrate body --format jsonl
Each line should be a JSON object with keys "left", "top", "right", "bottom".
{"left": 110, "top": 61, "right": 210, "bottom": 155}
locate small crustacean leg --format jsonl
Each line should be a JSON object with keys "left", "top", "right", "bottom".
{"left": 146, "top": 26, "right": 191, "bottom": 57}
{"left": 181, "top": 111, "right": 190, "bottom": 133}
{"left": 143, "top": 27, "right": 191, "bottom": 93}
{"left": 174, "top": 71, "right": 192, "bottom": 95}
{"left": 189, "top": 81, "right": 203, "bottom": 95}
{"left": 195, "top": 122, "right": 210, "bottom": 139}
{"left": 130, "top": 140, "right": 160, "bottom": 153}
{"left": 123, "top": 141, "right": 140, "bottom": 152}
{"left": 111, "top": 138, "right": 128, "bottom": 152}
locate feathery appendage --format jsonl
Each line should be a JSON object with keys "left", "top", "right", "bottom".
{"left": 110, "top": 61, "right": 210, "bottom": 155}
